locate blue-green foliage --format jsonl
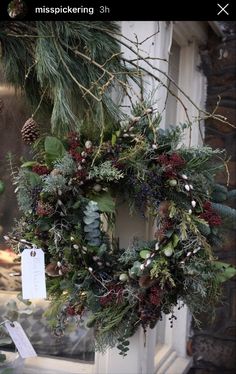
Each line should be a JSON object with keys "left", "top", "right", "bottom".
{"left": 83, "top": 201, "right": 101, "bottom": 246}
{"left": 53, "top": 153, "right": 76, "bottom": 176}
{"left": 42, "top": 174, "right": 68, "bottom": 194}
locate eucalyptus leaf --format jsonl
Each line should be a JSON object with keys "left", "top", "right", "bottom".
{"left": 87, "top": 212, "right": 100, "bottom": 219}
{"left": 88, "top": 239, "right": 101, "bottom": 246}
{"left": 84, "top": 221, "right": 100, "bottom": 232}
{"left": 85, "top": 229, "right": 101, "bottom": 239}
{"left": 83, "top": 217, "right": 97, "bottom": 225}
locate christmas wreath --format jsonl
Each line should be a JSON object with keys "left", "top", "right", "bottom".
{"left": 6, "top": 106, "right": 236, "bottom": 355}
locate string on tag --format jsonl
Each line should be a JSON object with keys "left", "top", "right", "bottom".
{"left": 0, "top": 319, "right": 12, "bottom": 327}
{"left": 30, "top": 243, "right": 37, "bottom": 257}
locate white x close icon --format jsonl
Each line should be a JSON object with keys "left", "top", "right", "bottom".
{"left": 217, "top": 3, "right": 229, "bottom": 15}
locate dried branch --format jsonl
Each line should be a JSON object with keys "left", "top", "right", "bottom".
{"left": 79, "top": 23, "right": 235, "bottom": 130}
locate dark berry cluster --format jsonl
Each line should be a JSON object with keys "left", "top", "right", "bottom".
{"left": 156, "top": 152, "right": 185, "bottom": 170}
{"left": 200, "top": 201, "right": 222, "bottom": 226}
{"left": 32, "top": 164, "right": 50, "bottom": 175}
{"left": 149, "top": 286, "right": 162, "bottom": 305}
{"left": 99, "top": 284, "right": 124, "bottom": 306}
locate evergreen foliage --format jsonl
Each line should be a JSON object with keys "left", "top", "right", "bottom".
{"left": 0, "top": 21, "right": 129, "bottom": 135}
{"left": 89, "top": 161, "right": 124, "bottom": 182}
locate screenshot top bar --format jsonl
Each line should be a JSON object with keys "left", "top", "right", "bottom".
{"left": 0, "top": 0, "right": 235, "bottom": 21}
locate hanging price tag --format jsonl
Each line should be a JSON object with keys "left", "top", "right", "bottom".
{"left": 21, "top": 248, "right": 47, "bottom": 299}
{"left": 5, "top": 321, "right": 37, "bottom": 358}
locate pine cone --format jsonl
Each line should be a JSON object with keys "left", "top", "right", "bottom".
{"left": 21, "top": 118, "right": 40, "bottom": 144}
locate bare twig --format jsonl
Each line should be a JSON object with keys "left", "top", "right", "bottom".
{"left": 51, "top": 30, "right": 101, "bottom": 102}
{"left": 78, "top": 23, "right": 235, "bottom": 130}
{"left": 139, "top": 29, "right": 160, "bottom": 45}
{"left": 31, "top": 85, "right": 48, "bottom": 119}
{"left": 123, "top": 56, "right": 191, "bottom": 125}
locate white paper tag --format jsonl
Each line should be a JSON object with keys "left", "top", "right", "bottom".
{"left": 21, "top": 248, "right": 47, "bottom": 299}
{"left": 5, "top": 321, "right": 37, "bottom": 358}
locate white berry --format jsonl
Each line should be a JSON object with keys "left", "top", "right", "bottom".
{"left": 191, "top": 200, "right": 196, "bottom": 208}
{"left": 85, "top": 140, "right": 92, "bottom": 149}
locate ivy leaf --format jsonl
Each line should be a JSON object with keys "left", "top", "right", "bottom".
{"left": 44, "top": 136, "right": 66, "bottom": 164}
{"left": 91, "top": 192, "right": 116, "bottom": 213}
{"left": 214, "top": 261, "right": 236, "bottom": 282}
